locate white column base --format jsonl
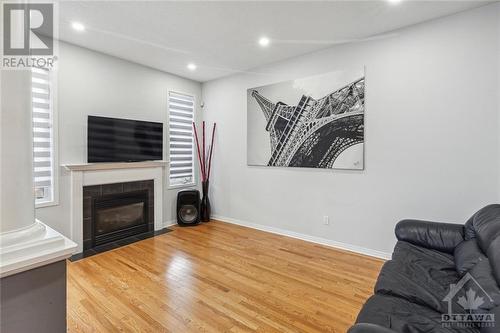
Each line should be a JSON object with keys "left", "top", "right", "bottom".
{"left": 0, "top": 220, "right": 77, "bottom": 278}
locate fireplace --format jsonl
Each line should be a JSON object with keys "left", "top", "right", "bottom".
{"left": 92, "top": 190, "right": 149, "bottom": 247}
{"left": 82, "top": 180, "right": 154, "bottom": 251}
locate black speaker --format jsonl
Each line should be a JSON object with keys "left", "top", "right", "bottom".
{"left": 177, "top": 190, "right": 200, "bottom": 226}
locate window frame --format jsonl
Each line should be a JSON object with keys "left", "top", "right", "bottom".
{"left": 167, "top": 90, "right": 197, "bottom": 189}
{"left": 32, "top": 68, "right": 59, "bottom": 208}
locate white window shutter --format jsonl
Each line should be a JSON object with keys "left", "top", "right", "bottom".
{"left": 32, "top": 68, "right": 54, "bottom": 204}
{"left": 168, "top": 92, "right": 195, "bottom": 186}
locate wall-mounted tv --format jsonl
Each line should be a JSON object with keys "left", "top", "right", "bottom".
{"left": 88, "top": 116, "right": 163, "bottom": 163}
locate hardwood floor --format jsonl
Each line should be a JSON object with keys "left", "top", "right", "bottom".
{"left": 67, "top": 221, "right": 384, "bottom": 333}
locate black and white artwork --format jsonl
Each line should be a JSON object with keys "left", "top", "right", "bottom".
{"left": 247, "top": 68, "right": 365, "bottom": 170}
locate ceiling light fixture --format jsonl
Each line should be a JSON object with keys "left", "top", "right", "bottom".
{"left": 258, "top": 37, "right": 271, "bottom": 47}
{"left": 71, "top": 21, "right": 85, "bottom": 32}
{"left": 187, "top": 63, "right": 197, "bottom": 71}
{"left": 388, "top": 0, "right": 402, "bottom": 4}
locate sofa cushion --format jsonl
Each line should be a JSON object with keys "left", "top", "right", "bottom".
{"left": 395, "top": 220, "right": 464, "bottom": 254}
{"left": 375, "top": 261, "right": 464, "bottom": 313}
{"left": 464, "top": 204, "right": 500, "bottom": 287}
{"left": 454, "top": 240, "right": 487, "bottom": 276}
{"left": 392, "top": 241, "right": 455, "bottom": 265}
{"left": 464, "top": 205, "right": 500, "bottom": 254}
{"left": 376, "top": 242, "right": 460, "bottom": 313}
{"left": 486, "top": 237, "right": 500, "bottom": 285}
{"left": 465, "top": 215, "right": 477, "bottom": 241}
{"left": 356, "top": 294, "right": 478, "bottom": 333}
{"left": 375, "top": 260, "right": 458, "bottom": 314}
{"left": 465, "top": 259, "right": 500, "bottom": 312}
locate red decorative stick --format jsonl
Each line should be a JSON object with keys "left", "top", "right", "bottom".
{"left": 207, "top": 123, "right": 216, "bottom": 180}
{"left": 192, "top": 122, "right": 205, "bottom": 181}
{"left": 202, "top": 121, "right": 206, "bottom": 180}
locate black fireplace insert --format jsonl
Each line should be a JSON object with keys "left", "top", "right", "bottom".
{"left": 92, "top": 190, "right": 149, "bottom": 247}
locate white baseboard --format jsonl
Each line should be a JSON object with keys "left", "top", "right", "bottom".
{"left": 212, "top": 215, "right": 392, "bottom": 260}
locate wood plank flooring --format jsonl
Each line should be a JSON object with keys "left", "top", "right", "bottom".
{"left": 67, "top": 221, "right": 384, "bottom": 333}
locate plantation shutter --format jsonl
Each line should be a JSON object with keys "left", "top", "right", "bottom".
{"left": 32, "top": 68, "right": 54, "bottom": 204}
{"left": 168, "top": 91, "right": 195, "bottom": 186}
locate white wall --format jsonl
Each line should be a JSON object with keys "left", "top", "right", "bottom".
{"left": 35, "top": 42, "right": 202, "bottom": 237}
{"left": 202, "top": 4, "right": 500, "bottom": 256}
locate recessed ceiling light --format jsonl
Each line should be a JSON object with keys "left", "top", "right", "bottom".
{"left": 187, "top": 63, "right": 197, "bottom": 71}
{"left": 258, "top": 37, "right": 271, "bottom": 47}
{"left": 388, "top": 0, "right": 402, "bottom": 4}
{"left": 71, "top": 22, "right": 85, "bottom": 32}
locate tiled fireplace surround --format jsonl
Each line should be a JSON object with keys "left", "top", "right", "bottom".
{"left": 82, "top": 180, "right": 154, "bottom": 251}
{"left": 65, "top": 161, "right": 167, "bottom": 254}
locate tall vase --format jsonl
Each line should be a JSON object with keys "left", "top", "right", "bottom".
{"left": 200, "top": 180, "right": 211, "bottom": 222}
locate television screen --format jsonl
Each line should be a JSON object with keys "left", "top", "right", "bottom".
{"left": 88, "top": 116, "right": 163, "bottom": 163}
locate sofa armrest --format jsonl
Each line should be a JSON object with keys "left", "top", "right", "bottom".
{"left": 395, "top": 219, "right": 464, "bottom": 254}
{"left": 348, "top": 323, "right": 399, "bottom": 333}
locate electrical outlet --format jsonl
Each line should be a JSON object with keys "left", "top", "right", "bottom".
{"left": 323, "top": 216, "right": 330, "bottom": 225}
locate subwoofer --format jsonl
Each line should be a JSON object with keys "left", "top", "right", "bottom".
{"left": 176, "top": 190, "right": 200, "bottom": 226}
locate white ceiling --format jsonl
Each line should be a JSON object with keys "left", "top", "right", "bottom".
{"left": 58, "top": 1, "right": 492, "bottom": 82}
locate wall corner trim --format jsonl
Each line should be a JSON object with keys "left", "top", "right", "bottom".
{"left": 163, "top": 220, "right": 177, "bottom": 228}
{"left": 212, "top": 215, "right": 392, "bottom": 260}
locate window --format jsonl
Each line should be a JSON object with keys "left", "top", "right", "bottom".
{"left": 32, "top": 68, "right": 56, "bottom": 206}
{"left": 168, "top": 91, "right": 195, "bottom": 187}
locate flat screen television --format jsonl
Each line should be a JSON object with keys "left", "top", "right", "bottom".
{"left": 88, "top": 115, "right": 163, "bottom": 163}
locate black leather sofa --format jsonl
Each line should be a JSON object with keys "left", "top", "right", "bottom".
{"left": 349, "top": 205, "right": 500, "bottom": 333}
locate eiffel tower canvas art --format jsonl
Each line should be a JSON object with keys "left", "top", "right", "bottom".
{"left": 247, "top": 69, "right": 365, "bottom": 170}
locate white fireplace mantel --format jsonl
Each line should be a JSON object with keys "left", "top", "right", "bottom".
{"left": 63, "top": 160, "right": 168, "bottom": 172}
{"left": 63, "top": 161, "right": 168, "bottom": 253}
